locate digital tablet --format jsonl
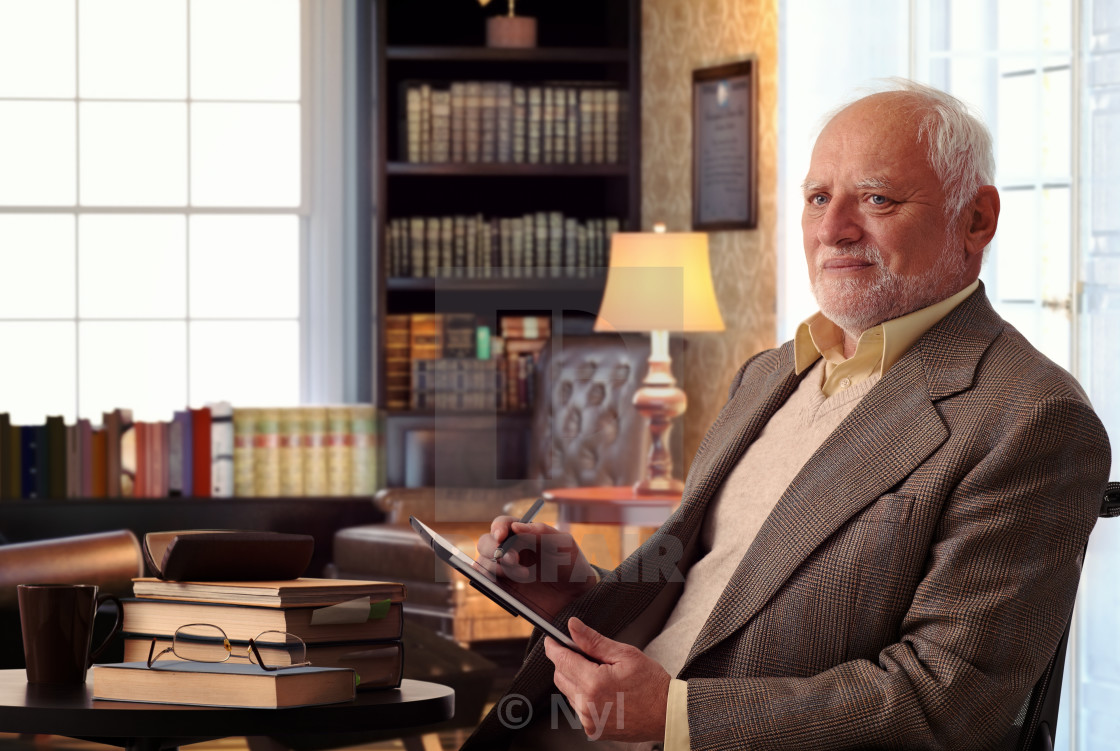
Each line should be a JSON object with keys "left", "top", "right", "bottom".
{"left": 409, "top": 516, "right": 592, "bottom": 660}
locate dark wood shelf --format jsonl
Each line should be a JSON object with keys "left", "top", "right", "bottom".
{"left": 386, "top": 161, "right": 629, "bottom": 177}
{"left": 387, "top": 275, "right": 604, "bottom": 292}
{"left": 385, "top": 45, "right": 629, "bottom": 63}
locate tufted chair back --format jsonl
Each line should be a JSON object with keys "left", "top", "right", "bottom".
{"left": 529, "top": 333, "right": 661, "bottom": 488}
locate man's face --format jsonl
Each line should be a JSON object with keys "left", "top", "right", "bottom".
{"left": 801, "top": 95, "right": 970, "bottom": 334}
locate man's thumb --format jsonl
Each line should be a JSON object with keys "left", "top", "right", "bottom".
{"left": 568, "top": 617, "right": 622, "bottom": 662}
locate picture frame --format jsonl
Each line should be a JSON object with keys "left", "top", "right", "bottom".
{"left": 692, "top": 59, "right": 758, "bottom": 231}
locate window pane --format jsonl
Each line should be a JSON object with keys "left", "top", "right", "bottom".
{"left": 0, "top": 214, "right": 75, "bottom": 318}
{"left": 189, "top": 215, "right": 299, "bottom": 318}
{"left": 0, "top": 102, "right": 76, "bottom": 206}
{"left": 1042, "top": 67, "right": 1071, "bottom": 177}
{"left": 1040, "top": 0, "right": 1071, "bottom": 52}
{"left": 79, "top": 102, "right": 187, "bottom": 206}
{"left": 78, "top": 214, "right": 186, "bottom": 318}
{"left": 994, "top": 189, "right": 1039, "bottom": 300}
{"left": 190, "top": 0, "right": 300, "bottom": 101}
{"left": 0, "top": 322, "right": 77, "bottom": 423}
{"left": 0, "top": 0, "right": 75, "bottom": 98}
{"left": 189, "top": 321, "right": 300, "bottom": 406}
{"left": 79, "top": 0, "right": 187, "bottom": 100}
{"left": 997, "top": 73, "right": 1039, "bottom": 181}
{"left": 190, "top": 103, "right": 301, "bottom": 207}
{"left": 998, "top": 0, "right": 1039, "bottom": 51}
{"left": 79, "top": 321, "right": 186, "bottom": 421}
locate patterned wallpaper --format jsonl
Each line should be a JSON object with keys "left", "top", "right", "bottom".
{"left": 641, "top": 0, "right": 780, "bottom": 474}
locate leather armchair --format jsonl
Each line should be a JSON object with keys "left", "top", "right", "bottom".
{"left": 330, "top": 333, "right": 678, "bottom": 645}
{"left": 0, "top": 530, "right": 143, "bottom": 668}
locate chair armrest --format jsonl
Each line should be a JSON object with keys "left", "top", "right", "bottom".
{"left": 0, "top": 530, "right": 143, "bottom": 610}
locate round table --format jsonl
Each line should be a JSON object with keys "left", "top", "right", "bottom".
{"left": 0, "top": 671, "right": 454, "bottom": 751}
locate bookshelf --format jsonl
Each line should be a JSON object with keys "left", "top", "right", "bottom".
{"left": 364, "top": 0, "right": 642, "bottom": 486}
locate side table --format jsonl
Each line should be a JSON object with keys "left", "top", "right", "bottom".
{"left": 0, "top": 671, "right": 453, "bottom": 751}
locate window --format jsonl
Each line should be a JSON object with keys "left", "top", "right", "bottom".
{"left": 0, "top": 0, "right": 304, "bottom": 423}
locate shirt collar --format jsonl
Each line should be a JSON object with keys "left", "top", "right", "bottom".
{"left": 794, "top": 280, "right": 979, "bottom": 376}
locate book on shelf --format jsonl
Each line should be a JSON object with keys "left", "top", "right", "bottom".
{"left": 409, "top": 313, "right": 444, "bottom": 361}
{"left": 121, "top": 597, "right": 404, "bottom": 644}
{"left": 430, "top": 87, "right": 451, "bottom": 163}
{"left": 385, "top": 314, "right": 412, "bottom": 410}
{"left": 121, "top": 636, "right": 402, "bottom": 692}
{"left": 500, "top": 315, "right": 552, "bottom": 340}
{"left": 131, "top": 576, "right": 406, "bottom": 609}
{"left": 209, "top": 400, "right": 234, "bottom": 497}
{"left": 385, "top": 212, "right": 621, "bottom": 279}
{"left": 92, "top": 660, "right": 356, "bottom": 708}
{"left": 410, "top": 359, "right": 504, "bottom": 412}
{"left": 190, "top": 406, "right": 212, "bottom": 498}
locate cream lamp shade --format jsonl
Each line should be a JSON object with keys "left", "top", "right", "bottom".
{"left": 593, "top": 231, "right": 724, "bottom": 334}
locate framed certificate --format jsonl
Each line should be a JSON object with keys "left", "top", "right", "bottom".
{"left": 692, "top": 59, "right": 758, "bottom": 231}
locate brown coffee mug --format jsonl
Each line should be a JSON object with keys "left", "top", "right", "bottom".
{"left": 17, "top": 584, "right": 123, "bottom": 685}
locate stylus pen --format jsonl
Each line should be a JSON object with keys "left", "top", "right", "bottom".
{"left": 492, "top": 496, "right": 546, "bottom": 559}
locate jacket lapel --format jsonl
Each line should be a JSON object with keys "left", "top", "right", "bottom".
{"left": 681, "top": 287, "right": 1003, "bottom": 671}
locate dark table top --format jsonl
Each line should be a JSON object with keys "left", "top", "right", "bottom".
{"left": 0, "top": 670, "right": 454, "bottom": 747}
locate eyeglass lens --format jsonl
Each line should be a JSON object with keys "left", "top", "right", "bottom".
{"left": 172, "top": 624, "right": 232, "bottom": 663}
{"left": 249, "top": 630, "right": 308, "bottom": 668}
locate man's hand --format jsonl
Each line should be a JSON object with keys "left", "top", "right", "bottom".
{"left": 476, "top": 518, "right": 597, "bottom": 619}
{"left": 544, "top": 617, "right": 670, "bottom": 742}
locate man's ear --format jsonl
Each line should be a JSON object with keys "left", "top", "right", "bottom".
{"left": 962, "top": 185, "right": 1000, "bottom": 258}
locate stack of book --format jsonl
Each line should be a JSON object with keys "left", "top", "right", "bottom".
{"left": 103, "top": 576, "right": 407, "bottom": 706}
{"left": 384, "top": 212, "right": 620, "bottom": 280}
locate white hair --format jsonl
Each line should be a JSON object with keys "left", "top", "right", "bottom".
{"left": 818, "top": 78, "right": 995, "bottom": 221}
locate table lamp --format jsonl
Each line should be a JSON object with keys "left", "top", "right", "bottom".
{"left": 594, "top": 225, "right": 724, "bottom": 496}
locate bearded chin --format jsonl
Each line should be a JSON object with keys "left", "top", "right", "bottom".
{"left": 811, "top": 241, "right": 968, "bottom": 336}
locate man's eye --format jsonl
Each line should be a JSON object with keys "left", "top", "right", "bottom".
{"left": 810, "top": 194, "right": 828, "bottom": 206}
{"left": 869, "top": 195, "right": 889, "bottom": 205}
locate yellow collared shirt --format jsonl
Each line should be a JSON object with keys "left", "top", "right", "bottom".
{"left": 793, "top": 280, "right": 979, "bottom": 397}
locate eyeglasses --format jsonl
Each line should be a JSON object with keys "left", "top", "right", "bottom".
{"left": 147, "top": 623, "right": 311, "bottom": 672}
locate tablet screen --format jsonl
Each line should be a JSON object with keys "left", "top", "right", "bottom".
{"left": 409, "top": 516, "right": 587, "bottom": 656}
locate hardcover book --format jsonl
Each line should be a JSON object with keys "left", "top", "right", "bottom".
{"left": 131, "top": 575, "right": 405, "bottom": 608}
{"left": 121, "top": 636, "right": 402, "bottom": 692}
{"left": 121, "top": 598, "right": 404, "bottom": 644}
{"left": 92, "top": 660, "right": 355, "bottom": 708}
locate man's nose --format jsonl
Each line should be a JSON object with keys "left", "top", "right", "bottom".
{"left": 814, "top": 196, "right": 862, "bottom": 247}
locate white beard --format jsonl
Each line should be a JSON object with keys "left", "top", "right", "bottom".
{"left": 811, "top": 238, "right": 968, "bottom": 336}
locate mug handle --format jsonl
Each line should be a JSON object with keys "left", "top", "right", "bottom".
{"left": 88, "top": 593, "right": 124, "bottom": 665}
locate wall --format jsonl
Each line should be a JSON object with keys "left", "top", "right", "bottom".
{"left": 642, "top": 0, "right": 779, "bottom": 473}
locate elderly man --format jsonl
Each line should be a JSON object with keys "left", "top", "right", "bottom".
{"left": 464, "top": 80, "right": 1111, "bottom": 750}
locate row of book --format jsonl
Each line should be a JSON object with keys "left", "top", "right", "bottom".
{"left": 385, "top": 213, "right": 621, "bottom": 280}
{"left": 402, "top": 80, "right": 628, "bottom": 165}
{"left": 93, "top": 576, "right": 406, "bottom": 707}
{"left": 0, "top": 403, "right": 384, "bottom": 501}
{"left": 386, "top": 313, "right": 551, "bottom": 412}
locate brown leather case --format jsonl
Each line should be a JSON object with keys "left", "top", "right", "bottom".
{"left": 143, "top": 530, "right": 315, "bottom": 581}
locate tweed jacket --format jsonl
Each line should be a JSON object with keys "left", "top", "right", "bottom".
{"left": 462, "top": 287, "right": 1111, "bottom": 751}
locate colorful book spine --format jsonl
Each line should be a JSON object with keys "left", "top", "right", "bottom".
{"left": 209, "top": 401, "right": 234, "bottom": 498}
